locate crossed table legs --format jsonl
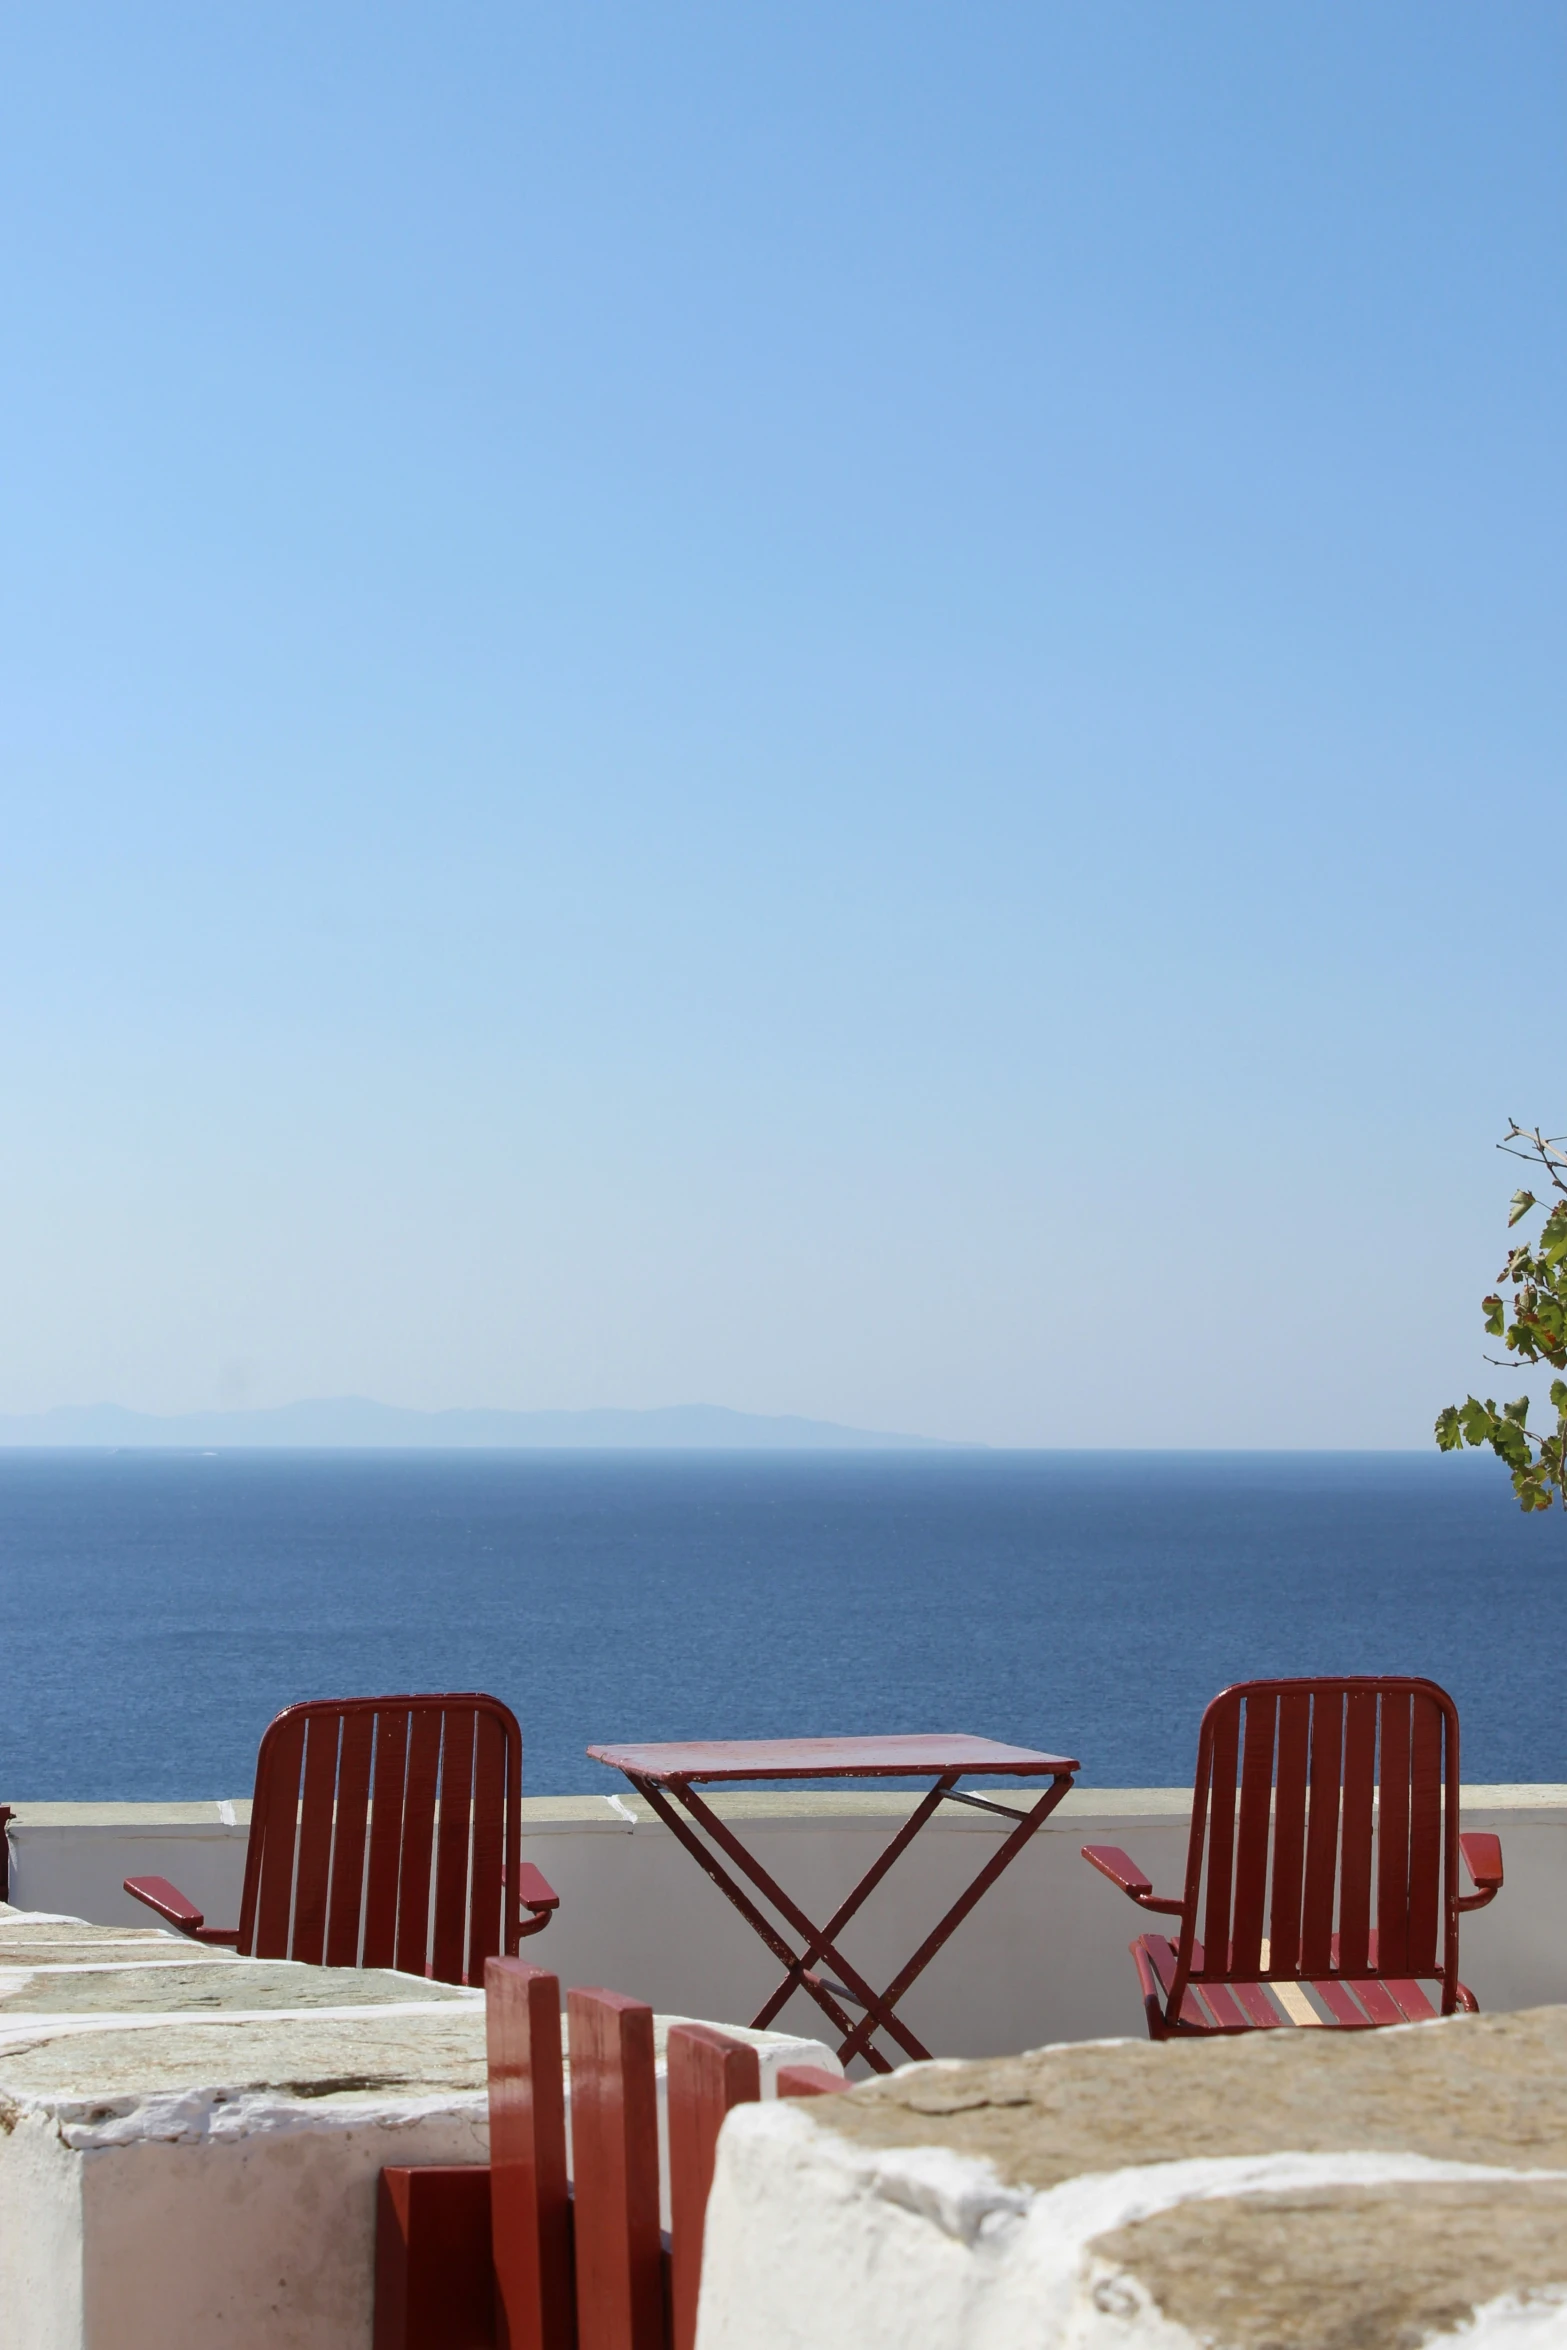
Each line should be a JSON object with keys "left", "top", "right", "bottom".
{"left": 624, "top": 1770, "right": 1076, "bottom": 2073}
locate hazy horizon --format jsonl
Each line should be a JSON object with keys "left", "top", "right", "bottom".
{"left": 3, "top": 6, "right": 1560, "bottom": 1447}
{"left": 0, "top": 1394, "right": 1530, "bottom": 1459}
{"left": 0, "top": 1396, "right": 960, "bottom": 1450}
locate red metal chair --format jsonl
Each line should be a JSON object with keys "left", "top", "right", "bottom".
{"left": 125, "top": 1692, "right": 558, "bottom": 1985}
{"left": 1082, "top": 1675, "right": 1503, "bottom": 2036}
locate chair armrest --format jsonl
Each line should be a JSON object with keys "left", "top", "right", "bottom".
{"left": 123, "top": 1876, "right": 239, "bottom": 1944}
{"left": 1080, "top": 1845, "right": 1185, "bottom": 1915}
{"left": 515, "top": 1860, "right": 560, "bottom": 1938}
{"left": 1457, "top": 1831, "right": 1503, "bottom": 1911}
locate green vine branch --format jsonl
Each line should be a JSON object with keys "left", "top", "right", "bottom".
{"left": 1436, "top": 1121, "right": 1567, "bottom": 1514}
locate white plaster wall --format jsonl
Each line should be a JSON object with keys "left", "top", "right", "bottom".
{"left": 1458, "top": 1807, "right": 1567, "bottom": 2016}
{"left": 49, "top": 2104, "right": 484, "bottom": 2350}
{"left": 8, "top": 1791, "right": 1564, "bottom": 2059}
{"left": 0, "top": 2112, "right": 85, "bottom": 2350}
{"left": 8, "top": 1811, "right": 251, "bottom": 1939}
{"left": 524, "top": 1802, "right": 1197, "bottom": 2052}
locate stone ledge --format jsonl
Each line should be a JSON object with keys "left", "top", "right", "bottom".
{"left": 8, "top": 1784, "right": 1564, "bottom": 1830}
{"left": 822, "top": 2003, "right": 1567, "bottom": 2178}
{"left": 699, "top": 2006, "right": 1567, "bottom": 2350}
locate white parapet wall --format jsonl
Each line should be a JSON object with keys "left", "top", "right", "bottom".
{"left": 8, "top": 1786, "right": 1567, "bottom": 2056}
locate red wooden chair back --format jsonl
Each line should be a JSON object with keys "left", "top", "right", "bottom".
{"left": 1168, "top": 1675, "right": 1464, "bottom": 2020}
{"left": 460, "top": 1961, "right": 853, "bottom": 2350}
{"left": 234, "top": 1692, "right": 523, "bottom": 1985}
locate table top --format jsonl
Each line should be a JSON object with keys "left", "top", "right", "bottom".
{"left": 585, "top": 1734, "right": 1080, "bottom": 1784}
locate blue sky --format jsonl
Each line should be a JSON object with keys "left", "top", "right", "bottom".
{"left": 1, "top": 4, "right": 1561, "bottom": 1444}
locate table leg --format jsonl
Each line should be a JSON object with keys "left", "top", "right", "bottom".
{"left": 748, "top": 1778, "right": 956, "bottom": 2031}
{"left": 834, "top": 1774, "right": 1075, "bottom": 2069}
{"left": 626, "top": 1778, "right": 867, "bottom": 2052}
{"left": 674, "top": 1785, "right": 932, "bottom": 2068}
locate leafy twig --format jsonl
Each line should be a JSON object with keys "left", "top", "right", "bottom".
{"left": 1436, "top": 1122, "right": 1567, "bottom": 1515}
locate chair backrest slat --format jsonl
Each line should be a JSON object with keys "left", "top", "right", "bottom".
{"left": 395, "top": 1709, "right": 445, "bottom": 1976}
{"left": 486, "top": 1959, "right": 573, "bottom": 2350}
{"left": 1171, "top": 1676, "right": 1464, "bottom": 2018}
{"left": 1337, "top": 1689, "right": 1378, "bottom": 1973}
{"left": 1200, "top": 1701, "right": 1241, "bottom": 1963}
{"left": 290, "top": 1710, "right": 343, "bottom": 1966}
{"left": 468, "top": 1706, "right": 511, "bottom": 1984}
{"left": 1375, "top": 1689, "right": 1414, "bottom": 1974}
{"left": 238, "top": 1694, "right": 524, "bottom": 1985}
{"left": 1300, "top": 1691, "right": 1343, "bottom": 1975}
{"left": 325, "top": 1709, "right": 375, "bottom": 1968}
{"left": 668, "top": 2024, "right": 762, "bottom": 2350}
{"left": 1407, "top": 1693, "right": 1445, "bottom": 1975}
{"left": 363, "top": 1709, "right": 410, "bottom": 1969}
{"left": 1267, "top": 1688, "right": 1311, "bottom": 1975}
{"left": 246, "top": 1708, "right": 307, "bottom": 1957}
{"left": 430, "top": 1708, "right": 478, "bottom": 1988}
{"left": 1229, "top": 1693, "right": 1277, "bottom": 1977}
{"left": 568, "top": 1988, "right": 664, "bottom": 2350}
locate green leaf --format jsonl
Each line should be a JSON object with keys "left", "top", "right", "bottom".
{"left": 1483, "top": 1294, "right": 1505, "bottom": 1337}
{"left": 1509, "top": 1189, "right": 1538, "bottom": 1227}
{"left": 1540, "top": 1206, "right": 1567, "bottom": 1266}
{"left": 1434, "top": 1405, "right": 1464, "bottom": 1452}
{"left": 1458, "top": 1396, "right": 1498, "bottom": 1446}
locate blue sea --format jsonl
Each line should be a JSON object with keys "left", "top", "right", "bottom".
{"left": 0, "top": 1449, "right": 1561, "bottom": 1801}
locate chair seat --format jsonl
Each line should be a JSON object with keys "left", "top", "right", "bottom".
{"left": 1131, "top": 1934, "right": 1468, "bottom": 2035}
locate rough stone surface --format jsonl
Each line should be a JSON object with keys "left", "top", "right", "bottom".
{"left": 1088, "top": 2181, "right": 1567, "bottom": 2350}
{"left": 821, "top": 2003, "right": 1567, "bottom": 2180}
{"left": 0, "top": 1906, "right": 831, "bottom": 2130}
{"left": 0, "top": 1904, "right": 484, "bottom": 2127}
{"left": 0, "top": 1958, "right": 474, "bottom": 2017}
{"left": 0, "top": 1913, "right": 211, "bottom": 1954}
{"left": 0, "top": 2010, "right": 490, "bottom": 2121}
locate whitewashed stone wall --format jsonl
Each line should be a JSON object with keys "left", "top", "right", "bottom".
{"left": 698, "top": 2008, "right": 1567, "bottom": 2349}
{"left": 0, "top": 1905, "right": 833, "bottom": 2350}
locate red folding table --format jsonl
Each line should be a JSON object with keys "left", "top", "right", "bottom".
{"left": 586, "top": 1734, "right": 1079, "bottom": 2073}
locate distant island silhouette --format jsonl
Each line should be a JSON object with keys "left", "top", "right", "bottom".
{"left": 0, "top": 1398, "right": 968, "bottom": 1451}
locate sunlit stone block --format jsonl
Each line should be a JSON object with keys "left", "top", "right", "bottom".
{"left": 0, "top": 1906, "right": 832, "bottom": 2349}
{"left": 698, "top": 2007, "right": 1567, "bottom": 2350}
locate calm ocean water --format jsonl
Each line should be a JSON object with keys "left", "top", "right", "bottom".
{"left": 0, "top": 1449, "right": 1561, "bottom": 1801}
